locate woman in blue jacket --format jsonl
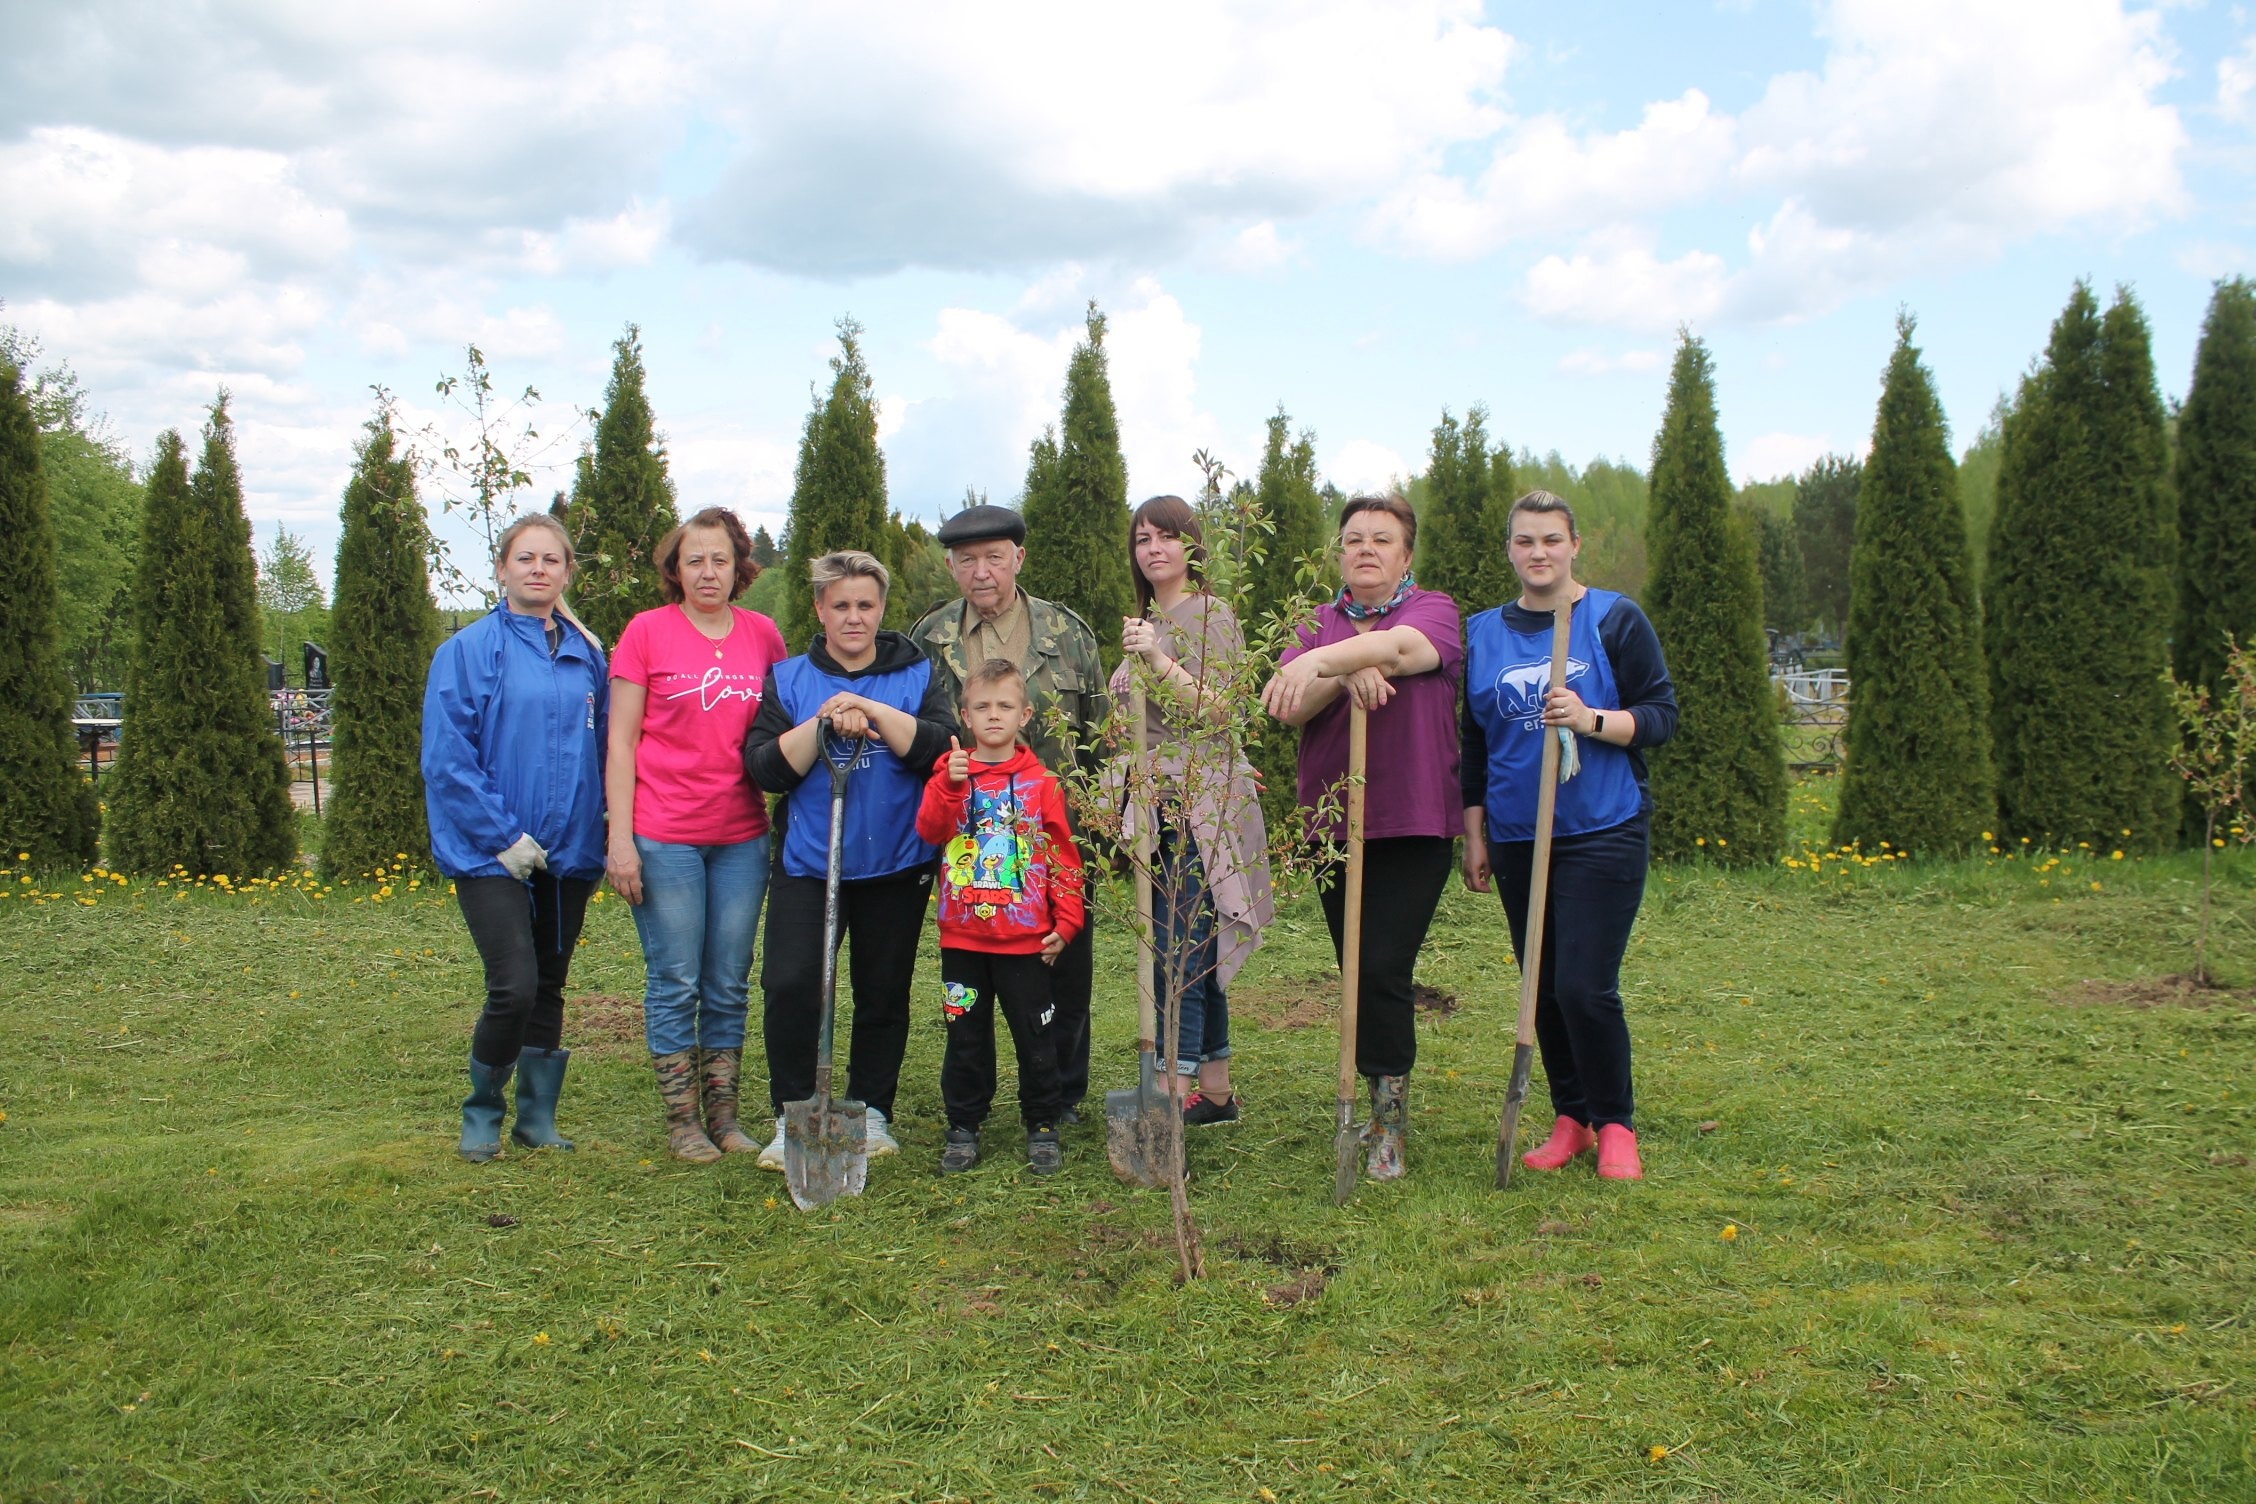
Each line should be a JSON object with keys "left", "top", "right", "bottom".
{"left": 423, "top": 514, "right": 609, "bottom": 1162}
{"left": 744, "top": 549, "right": 958, "bottom": 1171}
{"left": 1461, "top": 491, "right": 1678, "bottom": 1182}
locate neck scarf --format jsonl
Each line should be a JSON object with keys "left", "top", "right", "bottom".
{"left": 1338, "top": 571, "right": 1417, "bottom": 622}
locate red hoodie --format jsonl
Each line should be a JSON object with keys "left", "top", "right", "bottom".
{"left": 915, "top": 744, "right": 1085, "bottom": 954}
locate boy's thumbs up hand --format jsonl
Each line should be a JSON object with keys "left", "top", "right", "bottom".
{"left": 946, "top": 735, "right": 969, "bottom": 785}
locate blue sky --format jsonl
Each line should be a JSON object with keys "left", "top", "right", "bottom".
{"left": 3, "top": 1, "right": 2249, "bottom": 582}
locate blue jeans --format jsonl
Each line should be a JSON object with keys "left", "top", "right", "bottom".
{"left": 1153, "top": 828, "right": 1229, "bottom": 1077}
{"left": 630, "top": 834, "right": 770, "bottom": 1056}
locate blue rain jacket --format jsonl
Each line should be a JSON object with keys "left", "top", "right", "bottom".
{"left": 421, "top": 602, "right": 609, "bottom": 880}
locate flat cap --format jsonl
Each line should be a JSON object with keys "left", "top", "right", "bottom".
{"left": 935, "top": 504, "right": 1027, "bottom": 548}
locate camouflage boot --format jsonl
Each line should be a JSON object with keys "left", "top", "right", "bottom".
{"left": 654, "top": 1049, "right": 720, "bottom": 1163}
{"left": 699, "top": 1048, "right": 758, "bottom": 1154}
{"left": 1364, "top": 1074, "right": 1408, "bottom": 1182}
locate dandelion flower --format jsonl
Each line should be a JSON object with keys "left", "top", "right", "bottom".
{"left": 1720, "top": 1223, "right": 1739, "bottom": 1241}
{"left": 533, "top": 1332, "right": 550, "bottom": 1346}
{"left": 1648, "top": 1445, "right": 1670, "bottom": 1462}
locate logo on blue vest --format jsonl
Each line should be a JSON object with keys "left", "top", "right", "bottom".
{"left": 1496, "top": 657, "right": 1590, "bottom": 727}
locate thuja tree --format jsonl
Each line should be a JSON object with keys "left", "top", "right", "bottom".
{"left": 565, "top": 325, "right": 678, "bottom": 646}
{"left": 1419, "top": 403, "right": 1517, "bottom": 618}
{"left": 1986, "top": 284, "right": 2177, "bottom": 851}
{"left": 1794, "top": 455, "right": 1860, "bottom": 634}
{"left": 323, "top": 407, "right": 441, "bottom": 880}
{"left": 1020, "top": 302, "right": 1134, "bottom": 659}
{"left": 2175, "top": 279, "right": 2256, "bottom": 708}
{"left": 780, "top": 319, "right": 888, "bottom": 650}
{"left": 107, "top": 399, "right": 295, "bottom": 876}
{"left": 1833, "top": 315, "right": 1993, "bottom": 855}
{"left": 0, "top": 361, "right": 98, "bottom": 868}
{"left": 1242, "top": 408, "right": 1330, "bottom": 829}
{"left": 1643, "top": 334, "right": 1785, "bottom": 864}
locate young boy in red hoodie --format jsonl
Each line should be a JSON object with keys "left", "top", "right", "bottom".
{"left": 915, "top": 659, "right": 1085, "bottom": 1176}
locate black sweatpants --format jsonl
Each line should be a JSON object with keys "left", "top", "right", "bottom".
{"left": 939, "top": 948, "right": 1065, "bottom": 1131}
{"left": 760, "top": 866, "right": 933, "bottom": 1118}
{"left": 1315, "top": 834, "right": 1454, "bottom": 1078}
{"left": 456, "top": 871, "right": 595, "bottom": 1070}
{"left": 1048, "top": 858, "right": 1095, "bottom": 1109}
{"left": 1491, "top": 812, "right": 1648, "bottom": 1130}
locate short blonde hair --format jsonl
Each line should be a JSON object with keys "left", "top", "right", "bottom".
{"left": 809, "top": 549, "right": 890, "bottom": 602}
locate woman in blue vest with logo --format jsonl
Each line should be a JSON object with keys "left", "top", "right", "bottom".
{"left": 422, "top": 513, "right": 608, "bottom": 1162}
{"left": 744, "top": 550, "right": 959, "bottom": 1170}
{"left": 1461, "top": 491, "right": 1678, "bottom": 1182}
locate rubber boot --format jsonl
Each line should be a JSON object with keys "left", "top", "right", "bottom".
{"left": 460, "top": 1056, "right": 511, "bottom": 1162}
{"left": 699, "top": 1048, "right": 758, "bottom": 1154}
{"left": 1596, "top": 1123, "right": 1643, "bottom": 1181}
{"left": 1364, "top": 1074, "right": 1408, "bottom": 1182}
{"left": 1522, "top": 1114, "right": 1595, "bottom": 1172}
{"left": 654, "top": 1049, "right": 721, "bottom": 1163}
{"left": 510, "top": 1046, "right": 575, "bottom": 1151}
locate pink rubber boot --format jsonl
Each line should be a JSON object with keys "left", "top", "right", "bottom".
{"left": 1596, "top": 1123, "right": 1643, "bottom": 1181}
{"left": 1521, "top": 1115, "right": 1596, "bottom": 1171}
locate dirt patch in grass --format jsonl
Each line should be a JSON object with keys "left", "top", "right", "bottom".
{"left": 1220, "top": 1233, "right": 1340, "bottom": 1307}
{"left": 569, "top": 993, "right": 645, "bottom": 1057}
{"left": 2059, "top": 974, "right": 2256, "bottom": 1010}
{"left": 1235, "top": 975, "right": 1459, "bottom": 1029}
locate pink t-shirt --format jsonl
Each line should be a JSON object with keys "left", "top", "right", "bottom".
{"left": 610, "top": 604, "right": 789, "bottom": 845}
{"left": 1280, "top": 588, "right": 1464, "bottom": 841}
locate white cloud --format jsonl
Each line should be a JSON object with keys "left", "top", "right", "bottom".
{"left": 1523, "top": 235, "right": 1728, "bottom": 332}
{"left": 1557, "top": 347, "right": 1667, "bottom": 376}
{"left": 1325, "top": 439, "right": 1410, "bottom": 495}
{"left": 1215, "top": 221, "right": 1301, "bottom": 272}
{"left": 2221, "top": 32, "right": 2256, "bottom": 121}
{"left": 1383, "top": 89, "right": 1736, "bottom": 259}
{"left": 1737, "top": 431, "right": 1833, "bottom": 484}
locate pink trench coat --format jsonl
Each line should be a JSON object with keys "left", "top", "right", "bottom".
{"left": 1104, "top": 593, "right": 1276, "bottom": 990}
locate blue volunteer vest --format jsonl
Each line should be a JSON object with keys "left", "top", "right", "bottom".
{"left": 769, "top": 654, "right": 939, "bottom": 881}
{"left": 1465, "top": 589, "right": 1647, "bottom": 842}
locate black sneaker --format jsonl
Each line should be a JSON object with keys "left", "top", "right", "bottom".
{"left": 1057, "top": 1104, "right": 1082, "bottom": 1127}
{"left": 940, "top": 1126, "right": 981, "bottom": 1174}
{"left": 1182, "top": 1090, "right": 1240, "bottom": 1126}
{"left": 1026, "top": 1126, "right": 1063, "bottom": 1176}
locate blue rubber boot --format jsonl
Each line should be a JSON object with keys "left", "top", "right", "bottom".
{"left": 510, "top": 1046, "right": 575, "bottom": 1151}
{"left": 461, "top": 1056, "right": 511, "bottom": 1162}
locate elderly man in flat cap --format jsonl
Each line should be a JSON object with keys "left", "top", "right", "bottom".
{"left": 909, "top": 504, "right": 1107, "bottom": 1121}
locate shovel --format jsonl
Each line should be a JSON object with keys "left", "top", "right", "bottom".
{"left": 1106, "top": 679, "right": 1173, "bottom": 1187}
{"left": 1495, "top": 593, "right": 1573, "bottom": 1189}
{"left": 784, "top": 717, "right": 868, "bottom": 1211}
{"left": 1332, "top": 700, "right": 1369, "bottom": 1205}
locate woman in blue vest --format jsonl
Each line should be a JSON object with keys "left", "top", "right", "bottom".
{"left": 744, "top": 549, "right": 959, "bottom": 1170}
{"left": 422, "top": 513, "right": 609, "bottom": 1162}
{"left": 1461, "top": 491, "right": 1677, "bottom": 1181}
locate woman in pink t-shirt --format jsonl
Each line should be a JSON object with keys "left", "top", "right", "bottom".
{"left": 606, "top": 507, "right": 789, "bottom": 1163}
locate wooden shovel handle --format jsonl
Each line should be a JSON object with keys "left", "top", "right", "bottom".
{"left": 1337, "top": 702, "right": 1369, "bottom": 1102}
{"left": 1132, "top": 679, "right": 1156, "bottom": 1054}
{"left": 1513, "top": 594, "right": 1573, "bottom": 1051}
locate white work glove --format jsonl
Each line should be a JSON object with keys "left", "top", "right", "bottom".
{"left": 497, "top": 833, "right": 548, "bottom": 881}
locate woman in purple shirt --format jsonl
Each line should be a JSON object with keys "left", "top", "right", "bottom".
{"left": 1262, "top": 494, "right": 1463, "bottom": 1182}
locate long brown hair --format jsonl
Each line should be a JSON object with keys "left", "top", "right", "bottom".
{"left": 1128, "top": 494, "right": 1207, "bottom": 616}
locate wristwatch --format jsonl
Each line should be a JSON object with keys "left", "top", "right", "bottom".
{"left": 1591, "top": 713, "right": 1606, "bottom": 736}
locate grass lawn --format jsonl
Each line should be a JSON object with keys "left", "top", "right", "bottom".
{"left": 2, "top": 784, "right": 2252, "bottom": 1502}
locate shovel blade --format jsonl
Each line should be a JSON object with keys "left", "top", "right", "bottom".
{"left": 1103, "top": 1051, "right": 1176, "bottom": 1188}
{"left": 783, "top": 1095, "right": 868, "bottom": 1211}
{"left": 1331, "top": 1099, "right": 1361, "bottom": 1205}
{"left": 1494, "top": 1044, "right": 1536, "bottom": 1189}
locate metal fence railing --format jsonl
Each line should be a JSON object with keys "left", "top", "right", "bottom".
{"left": 68, "top": 690, "right": 336, "bottom": 810}
{"left": 1775, "top": 668, "right": 1849, "bottom": 772}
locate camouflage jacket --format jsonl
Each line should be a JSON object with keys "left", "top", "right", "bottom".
{"left": 908, "top": 592, "right": 1107, "bottom": 776}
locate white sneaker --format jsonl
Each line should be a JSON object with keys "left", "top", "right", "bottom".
{"left": 755, "top": 1116, "right": 787, "bottom": 1172}
{"left": 864, "top": 1107, "right": 900, "bottom": 1158}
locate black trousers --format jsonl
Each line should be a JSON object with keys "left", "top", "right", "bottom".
{"left": 1049, "top": 907, "right": 1094, "bottom": 1108}
{"left": 1315, "top": 835, "right": 1454, "bottom": 1078}
{"left": 1492, "top": 812, "right": 1648, "bottom": 1130}
{"left": 456, "top": 872, "right": 595, "bottom": 1069}
{"left": 760, "top": 866, "right": 933, "bottom": 1118}
{"left": 939, "top": 948, "right": 1064, "bottom": 1130}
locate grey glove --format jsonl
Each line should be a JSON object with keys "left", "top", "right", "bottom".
{"left": 497, "top": 833, "right": 548, "bottom": 881}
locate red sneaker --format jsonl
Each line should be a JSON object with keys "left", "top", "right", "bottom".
{"left": 1520, "top": 1115, "right": 1595, "bottom": 1171}
{"left": 1596, "top": 1123, "right": 1643, "bottom": 1181}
